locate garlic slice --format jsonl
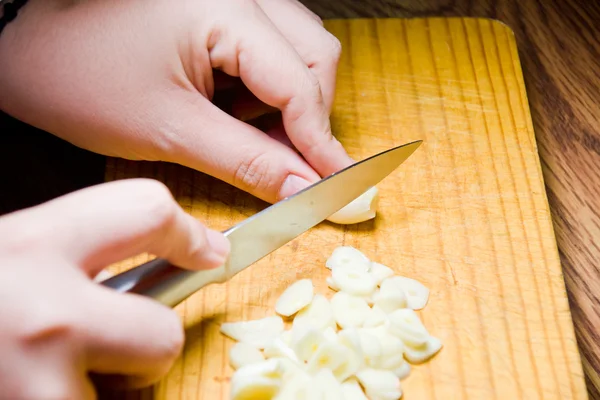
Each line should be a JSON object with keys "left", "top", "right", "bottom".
{"left": 230, "top": 375, "right": 281, "bottom": 400}
{"left": 326, "top": 276, "right": 340, "bottom": 291}
{"left": 381, "top": 276, "right": 429, "bottom": 310}
{"left": 387, "top": 309, "right": 430, "bottom": 347}
{"left": 275, "top": 279, "right": 314, "bottom": 317}
{"left": 306, "top": 341, "right": 349, "bottom": 374}
{"left": 229, "top": 342, "right": 265, "bottom": 370}
{"left": 357, "top": 329, "right": 383, "bottom": 367}
{"left": 372, "top": 289, "right": 407, "bottom": 314}
{"left": 402, "top": 336, "right": 443, "bottom": 364}
{"left": 292, "top": 294, "right": 336, "bottom": 333}
{"left": 363, "top": 305, "right": 388, "bottom": 328}
{"left": 331, "top": 267, "right": 377, "bottom": 296}
{"left": 326, "top": 187, "right": 379, "bottom": 225}
{"left": 365, "top": 326, "right": 405, "bottom": 369}
{"left": 220, "top": 316, "right": 284, "bottom": 349}
{"left": 369, "top": 262, "right": 395, "bottom": 285}
{"left": 331, "top": 292, "right": 371, "bottom": 328}
{"left": 356, "top": 368, "right": 403, "bottom": 400}
{"left": 269, "top": 357, "right": 306, "bottom": 382}
{"left": 292, "top": 328, "right": 326, "bottom": 363}
{"left": 273, "top": 370, "right": 310, "bottom": 400}
{"left": 341, "top": 378, "right": 369, "bottom": 400}
{"left": 391, "top": 361, "right": 411, "bottom": 380}
{"left": 230, "top": 359, "right": 284, "bottom": 400}
{"left": 325, "top": 246, "right": 371, "bottom": 272}
{"left": 263, "top": 337, "right": 298, "bottom": 362}
{"left": 334, "top": 328, "right": 364, "bottom": 381}
{"left": 323, "top": 326, "right": 339, "bottom": 342}
{"left": 308, "top": 368, "right": 344, "bottom": 399}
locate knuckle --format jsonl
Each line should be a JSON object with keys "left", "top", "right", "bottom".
{"left": 233, "top": 153, "right": 279, "bottom": 195}
{"left": 18, "top": 307, "right": 79, "bottom": 347}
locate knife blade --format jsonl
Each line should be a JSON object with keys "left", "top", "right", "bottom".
{"left": 101, "top": 140, "right": 422, "bottom": 307}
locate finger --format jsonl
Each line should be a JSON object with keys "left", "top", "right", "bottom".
{"left": 164, "top": 94, "right": 320, "bottom": 203}
{"left": 80, "top": 282, "right": 184, "bottom": 389}
{"left": 230, "top": 85, "right": 278, "bottom": 122}
{"left": 2, "top": 179, "right": 230, "bottom": 276}
{"left": 255, "top": 0, "right": 341, "bottom": 112}
{"left": 209, "top": 1, "right": 354, "bottom": 179}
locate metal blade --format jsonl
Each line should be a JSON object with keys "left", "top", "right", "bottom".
{"left": 101, "top": 140, "right": 422, "bottom": 307}
{"left": 223, "top": 140, "right": 422, "bottom": 277}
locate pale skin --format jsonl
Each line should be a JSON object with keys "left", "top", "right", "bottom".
{"left": 0, "top": 0, "right": 353, "bottom": 397}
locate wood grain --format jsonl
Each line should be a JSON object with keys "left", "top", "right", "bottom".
{"left": 102, "top": 18, "right": 586, "bottom": 399}
{"left": 299, "top": 3, "right": 600, "bottom": 399}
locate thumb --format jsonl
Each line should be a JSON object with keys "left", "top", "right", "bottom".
{"left": 167, "top": 95, "right": 321, "bottom": 204}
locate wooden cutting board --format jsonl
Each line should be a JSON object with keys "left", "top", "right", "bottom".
{"left": 102, "top": 17, "right": 587, "bottom": 400}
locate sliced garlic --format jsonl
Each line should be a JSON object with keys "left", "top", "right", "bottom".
{"left": 280, "top": 330, "right": 292, "bottom": 346}
{"left": 356, "top": 368, "right": 402, "bottom": 400}
{"left": 403, "top": 336, "right": 443, "bottom": 364}
{"left": 231, "top": 357, "right": 284, "bottom": 379}
{"left": 372, "top": 289, "right": 407, "bottom": 314}
{"left": 331, "top": 292, "right": 371, "bottom": 328}
{"left": 292, "top": 328, "right": 326, "bottom": 363}
{"left": 369, "top": 262, "right": 394, "bottom": 285}
{"left": 357, "top": 329, "right": 383, "bottom": 367}
{"left": 220, "top": 316, "right": 284, "bottom": 349}
{"left": 230, "top": 375, "right": 281, "bottom": 400}
{"left": 387, "top": 309, "right": 429, "bottom": 347}
{"left": 292, "top": 294, "right": 335, "bottom": 333}
{"left": 273, "top": 370, "right": 310, "bottom": 400}
{"left": 363, "top": 305, "right": 388, "bottom": 328}
{"left": 381, "top": 276, "right": 429, "bottom": 310}
{"left": 325, "top": 246, "right": 371, "bottom": 272}
{"left": 263, "top": 337, "right": 298, "bottom": 362}
{"left": 341, "top": 378, "right": 369, "bottom": 400}
{"left": 323, "top": 326, "right": 338, "bottom": 342}
{"left": 331, "top": 267, "right": 377, "bottom": 296}
{"left": 229, "top": 342, "right": 265, "bottom": 370}
{"left": 268, "top": 357, "right": 306, "bottom": 382}
{"left": 391, "top": 361, "right": 411, "bottom": 380}
{"left": 306, "top": 341, "right": 349, "bottom": 374}
{"left": 365, "top": 326, "right": 405, "bottom": 369}
{"left": 326, "top": 187, "right": 379, "bottom": 225}
{"left": 275, "top": 279, "right": 314, "bottom": 317}
{"left": 308, "top": 368, "right": 344, "bottom": 399}
{"left": 334, "top": 328, "right": 364, "bottom": 381}
{"left": 230, "top": 359, "right": 284, "bottom": 400}
{"left": 326, "top": 276, "right": 340, "bottom": 291}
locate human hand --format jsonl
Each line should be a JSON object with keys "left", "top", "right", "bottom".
{"left": 0, "top": 179, "right": 230, "bottom": 398}
{"left": 0, "top": 0, "right": 354, "bottom": 204}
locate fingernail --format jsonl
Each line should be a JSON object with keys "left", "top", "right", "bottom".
{"left": 206, "top": 229, "right": 231, "bottom": 266}
{"left": 279, "top": 174, "right": 312, "bottom": 200}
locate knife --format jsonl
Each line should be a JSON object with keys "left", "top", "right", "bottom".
{"left": 101, "top": 140, "right": 423, "bottom": 308}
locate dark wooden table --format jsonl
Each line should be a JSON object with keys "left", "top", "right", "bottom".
{"left": 1, "top": 0, "right": 599, "bottom": 398}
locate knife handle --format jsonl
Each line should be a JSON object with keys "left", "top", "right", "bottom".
{"left": 99, "top": 257, "right": 227, "bottom": 308}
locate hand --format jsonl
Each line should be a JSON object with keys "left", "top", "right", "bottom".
{"left": 0, "top": 0, "right": 354, "bottom": 204}
{"left": 0, "top": 179, "right": 230, "bottom": 398}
